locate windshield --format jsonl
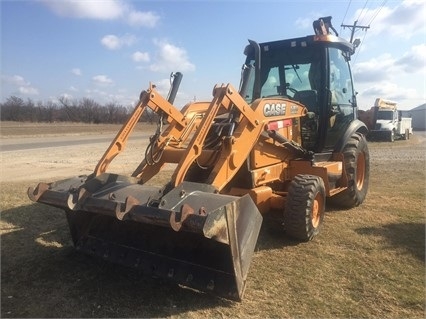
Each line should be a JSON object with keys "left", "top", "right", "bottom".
{"left": 242, "top": 45, "right": 322, "bottom": 103}
{"left": 377, "top": 110, "right": 394, "bottom": 120}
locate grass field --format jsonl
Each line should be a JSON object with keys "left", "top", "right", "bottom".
{"left": 1, "top": 123, "right": 425, "bottom": 318}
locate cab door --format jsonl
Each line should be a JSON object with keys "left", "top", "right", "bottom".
{"left": 324, "top": 47, "right": 356, "bottom": 149}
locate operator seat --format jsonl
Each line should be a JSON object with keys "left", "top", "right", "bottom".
{"left": 293, "top": 90, "right": 318, "bottom": 113}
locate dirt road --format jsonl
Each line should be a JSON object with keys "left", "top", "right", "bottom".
{"left": 1, "top": 129, "right": 153, "bottom": 183}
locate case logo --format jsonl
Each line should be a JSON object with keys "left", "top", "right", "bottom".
{"left": 264, "top": 103, "right": 286, "bottom": 117}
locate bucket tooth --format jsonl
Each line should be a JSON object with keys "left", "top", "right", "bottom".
{"left": 67, "top": 187, "right": 91, "bottom": 211}
{"left": 169, "top": 203, "right": 195, "bottom": 231}
{"left": 27, "top": 182, "right": 49, "bottom": 202}
{"left": 115, "top": 195, "right": 140, "bottom": 220}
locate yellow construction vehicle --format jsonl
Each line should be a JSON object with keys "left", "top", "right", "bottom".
{"left": 28, "top": 17, "right": 369, "bottom": 301}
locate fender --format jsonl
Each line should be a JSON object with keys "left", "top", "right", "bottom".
{"left": 334, "top": 119, "right": 368, "bottom": 152}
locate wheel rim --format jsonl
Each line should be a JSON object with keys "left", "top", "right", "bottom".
{"left": 356, "top": 152, "right": 366, "bottom": 190}
{"left": 311, "top": 193, "right": 323, "bottom": 228}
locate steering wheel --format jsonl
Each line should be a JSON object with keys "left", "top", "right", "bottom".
{"left": 287, "top": 86, "right": 298, "bottom": 95}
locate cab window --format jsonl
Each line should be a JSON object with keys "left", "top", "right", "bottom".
{"left": 326, "top": 47, "right": 355, "bottom": 148}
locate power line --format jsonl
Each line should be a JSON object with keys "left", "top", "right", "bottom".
{"left": 367, "top": 0, "right": 388, "bottom": 26}
{"left": 357, "top": 0, "right": 369, "bottom": 22}
{"left": 340, "top": 0, "right": 352, "bottom": 33}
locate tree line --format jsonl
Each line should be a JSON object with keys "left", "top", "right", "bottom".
{"left": 0, "top": 96, "right": 158, "bottom": 124}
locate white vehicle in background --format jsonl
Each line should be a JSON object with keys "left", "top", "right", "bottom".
{"left": 368, "top": 98, "right": 413, "bottom": 142}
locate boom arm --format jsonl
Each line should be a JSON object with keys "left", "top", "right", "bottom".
{"left": 93, "top": 83, "right": 188, "bottom": 176}
{"left": 171, "top": 84, "right": 260, "bottom": 188}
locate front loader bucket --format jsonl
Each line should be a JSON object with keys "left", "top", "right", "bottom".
{"left": 28, "top": 174, "right": 262, "bottom": 301}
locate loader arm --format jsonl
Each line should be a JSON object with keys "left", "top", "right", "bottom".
{"left": 131, "top": 101, "right": 211, "bottom": 182}
{"left": 207, "top": 95, "right": 308, "bottom": 191}
{"left": 94, "top": 83, "right": 188, "bottom": 176}
{"left": 171, "top": 84, "right": 259, "bottom": 188}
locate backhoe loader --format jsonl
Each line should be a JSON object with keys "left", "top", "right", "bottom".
{"left": 28, "top": 17, "right": 369, "bottom": 301}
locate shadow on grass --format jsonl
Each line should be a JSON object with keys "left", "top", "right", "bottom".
{"left": 1, "top": 203, "right": 232, "bottom": 318}
{"left": 255, "top": 213, "right": 303, "bottom": 250}
{"left": 355, "top": 222, "right": 425, "bottom": 262}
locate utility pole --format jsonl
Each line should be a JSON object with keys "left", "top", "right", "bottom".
{"left": 341, "top": 20, "right": 370, "bottom": 43}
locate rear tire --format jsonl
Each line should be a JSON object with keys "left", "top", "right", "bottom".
{"left": 329, "top": 133, "right": 370, "bottom": 208}
{"left": 284, "top": 174, "right": 326, "bottom": 241}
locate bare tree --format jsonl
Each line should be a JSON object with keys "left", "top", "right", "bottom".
{"left": 0, "top": 96, "right": 25, "bottom": 121}
{"left": 0, "top": 95, "right": 135, "bottom": 124}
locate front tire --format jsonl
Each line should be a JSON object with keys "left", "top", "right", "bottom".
{"left": 389, "top": 130, "right": 395, "bottom": 142}
{"left": 329, "top": 132, "right": 370, "bottom": 208}
{"left": 284, "top": 175, "right": 326, "bottom": 241}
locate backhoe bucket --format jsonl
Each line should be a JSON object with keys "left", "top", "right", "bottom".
{"left": 28, "top": 174, "right": 263, "bottom": 301}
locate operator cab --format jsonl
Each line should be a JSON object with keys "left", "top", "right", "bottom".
{"left": 240, "top": 17, "right": 358, "bottom": 153}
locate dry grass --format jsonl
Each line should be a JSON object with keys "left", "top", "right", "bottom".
{"left": 1, "top": 124, "right": 425, "bottom": 318}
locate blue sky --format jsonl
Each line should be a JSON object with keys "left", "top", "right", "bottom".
{"left": 1, "top": 0, "right": 425, "bottom": 110}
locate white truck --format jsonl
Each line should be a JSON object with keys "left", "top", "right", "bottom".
{"left": 368, "top": 98, "right": 413, "bottom": 142}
